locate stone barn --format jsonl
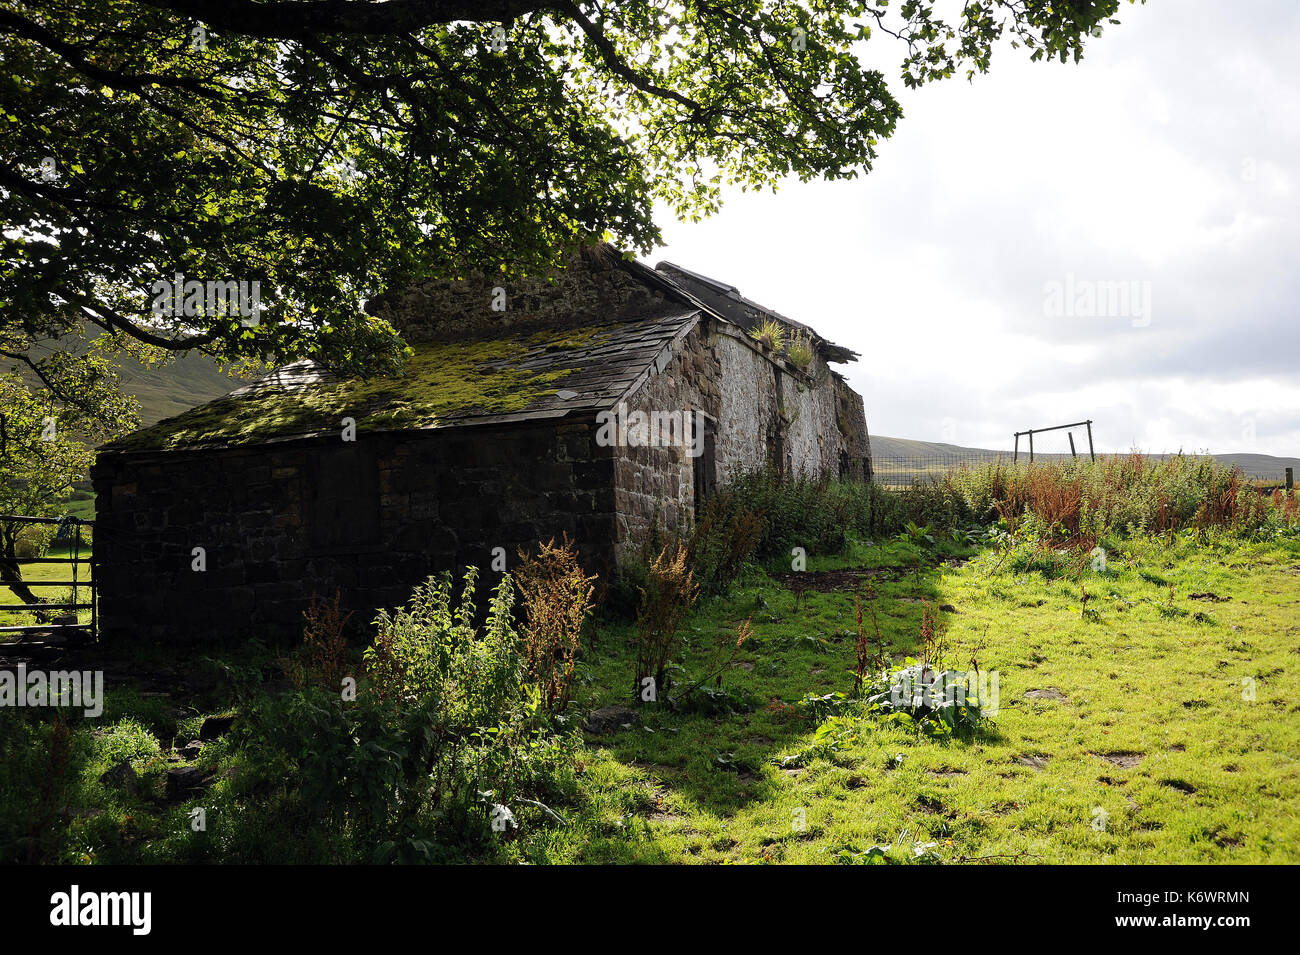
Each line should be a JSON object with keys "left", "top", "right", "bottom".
{"left": 92, "top": 245, "right": 872, "bottom": 643}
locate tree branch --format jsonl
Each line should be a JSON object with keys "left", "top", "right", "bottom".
{"left": 135, "top": 0, "right": 554, "bottom": 38}
{"left": 54, "top": 289, "right": 219, "bottom": 352}
{"left": 554, "top": 2, "right": 703, "bottom": 116}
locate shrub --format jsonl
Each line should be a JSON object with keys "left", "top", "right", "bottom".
{"left": 685, "top": 488, "right": 763, "bottom": 593}
{"left": 632, "top": 544, "right": 699, "bottom": 703}
{"left": 949, "top": 454, "right": 1281, "bottom": 543}
{"left": 13, "top": 524, "right": 55, "bottom": 559}
{"left": 514, "top": 536, "right": 596, "bottom": 713}
{"left": 279, "top": 590, "right": 353, "bottom": 692}
{"left": 606, "top": 468, "right": 957, "bottom": 612}
{"left": 712, "top": 469, "right": 853, "bottom": 560}
{"left": 243, "top": 568, "right": 576, "bottom": 862}
{"left": 1271, "top": 488, "right": 1300, "bottom": 528}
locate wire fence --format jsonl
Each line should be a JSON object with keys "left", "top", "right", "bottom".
{"left": 1243, "top": 469, "right": 1296, "bottom": 487}
{"left": 870, "top": 453, "right": 1006, "bottom": 487}
{"left": 870, "top": 453, "right": 1295, "bottom": 488}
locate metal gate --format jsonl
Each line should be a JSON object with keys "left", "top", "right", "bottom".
{"left": 0, "top": 514, "right": 95, "bottom": 642}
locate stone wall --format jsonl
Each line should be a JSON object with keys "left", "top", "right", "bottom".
{"left": 611, "top": 318, "right": 719, "bottom": 557}
{"left": 833, "top": 375, "right": 872, "bottom": 481}
{"left": 610, "top": 316, "right": 873, "bottom": 560}
{"left": 92, "top": 420, "right": 616, "bottom": 645}
{"left": 713, "top": 325, "right": 850, "bottom": 481}
{"left": 369, "top": 245, "right": 675, "bottom": 344}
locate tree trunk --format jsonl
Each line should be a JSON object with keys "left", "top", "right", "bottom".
{"left": 0, "top": 523, "right": 46, "bottom": 611}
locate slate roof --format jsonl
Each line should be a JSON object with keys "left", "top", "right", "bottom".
{"left": 105, "top": 310, "right": 701, "bottom": 452}
{"left": 423, "top": 309, "right": 700, "bottom": 429}
{"left": 104, "top": 247, "right": 856, "bottom": 454}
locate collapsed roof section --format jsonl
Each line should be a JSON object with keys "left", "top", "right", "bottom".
{"left": 654, "top": 260, "right": 860, "bottom": 365}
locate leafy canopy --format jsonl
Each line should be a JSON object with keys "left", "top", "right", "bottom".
{"left": 2, "top": 0, "right": 1140, "bottom": 376}
{"left": 0, "top": 336, "right": 137, "bottom": 520}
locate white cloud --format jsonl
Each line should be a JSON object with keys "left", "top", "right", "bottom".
{"left": 645, "top": 0, "right": 1300, "bottom": 457}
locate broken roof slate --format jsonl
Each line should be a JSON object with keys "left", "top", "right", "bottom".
{"left": 654, "top": 261, "right": 860, "bottom": 364}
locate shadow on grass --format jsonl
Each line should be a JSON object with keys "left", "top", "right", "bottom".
{"left": 584, "top": 551, "right": 992, "bottom": 822}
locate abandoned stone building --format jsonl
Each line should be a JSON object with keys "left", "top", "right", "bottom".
{"left": 92, "top": 245, "right": 872, "bottom": 643}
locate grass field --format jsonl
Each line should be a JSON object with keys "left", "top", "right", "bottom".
{"left": 560, "top": 531, "right": 1300, "bottom": 863}
{"left": 4, "top": 526, "right": 1296, "bottom": 864}
{"left": 0, "top": 540, "right": 94, "bottom": 633}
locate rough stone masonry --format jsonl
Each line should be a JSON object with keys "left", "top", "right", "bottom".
{"left": 92, "top": 245, "right": 871, "bottom": 644}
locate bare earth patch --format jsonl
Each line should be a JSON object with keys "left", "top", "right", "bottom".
{"left": 1025, "top": 687, "right": 1069, "bottom": 701}
{"left": 1096, "top": 751, "right": 1144, "bottom": 769}
{"left": 770, "top": 568, "right": 901, "bottom": 592}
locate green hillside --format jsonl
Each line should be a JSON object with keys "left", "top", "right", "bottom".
{"left": 14, "top": 337, "right": 248, "bottom": 429}
{"left": 871, "top": 434, "right": 1299, "bottom": 481}
{"left": 116, "top": 350, "right": 250, "bottom": 428}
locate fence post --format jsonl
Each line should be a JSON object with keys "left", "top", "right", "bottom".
{"left": 1086, "top": 420, "right": 1095, "bottom": 462}
{"left": 1287, "top": 467, "right": 1294, "bottom": 492}
{"left": 72, "top": 522, "right": 79, "bottom": 620}
{"left": 1068, "top": 433, "right": 1077, "bottom": 459}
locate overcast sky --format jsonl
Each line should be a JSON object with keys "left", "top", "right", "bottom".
{"left": 646, "top": 0, "right": 1299, "bottom": 456}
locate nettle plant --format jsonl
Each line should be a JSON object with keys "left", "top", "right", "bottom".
{"left": 249, "top": 568, "right": 578, "bottom": 862}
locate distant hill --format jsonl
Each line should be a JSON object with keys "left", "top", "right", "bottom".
{"left": 871, "top": 435, "right": 1299, "bottom": 481}
{"left": 15, "top": 337, "right": 249, "bottom": 429}
{"left": 115, "top": 350, "right": 249, "bottom": 427}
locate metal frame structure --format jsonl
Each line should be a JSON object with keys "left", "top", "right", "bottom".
{"left": 0, "top": 514, "right": 95, "bottom": 641}
{"left": 1013, "top": 420, "right": 1095, "bottom": 463}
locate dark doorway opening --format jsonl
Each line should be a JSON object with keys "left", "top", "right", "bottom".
{"left": 692, "top": 412, "right": 717, "bottom": 517}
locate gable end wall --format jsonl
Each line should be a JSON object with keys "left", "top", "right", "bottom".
{"left": 612, "top": 319, "right": 871, "bottom": 562}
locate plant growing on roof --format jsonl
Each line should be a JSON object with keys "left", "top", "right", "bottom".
{"left": 786, "top": 332, "right": 814, "bottom": 371}
{"left": 749, "top": 319, "right": 786, "bottom": 353}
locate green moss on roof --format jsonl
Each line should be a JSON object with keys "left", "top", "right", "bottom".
{"left": 112, "top": 328, "right": 605, "bottom": 452}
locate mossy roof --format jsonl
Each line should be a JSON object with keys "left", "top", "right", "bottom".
{"left": 106, "top": 311, "right": 701, "bottom": 453}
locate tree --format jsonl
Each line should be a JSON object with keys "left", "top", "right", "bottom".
{"left": 0, "top": 337, "right": 137, "bottom": 605}
{"left": 1, "top": 0, "right": 1142, "bottom": 381}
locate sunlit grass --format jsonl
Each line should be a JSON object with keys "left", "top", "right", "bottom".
{"left": 555, "top": 532, "right": 1300, "bottom": 864}
{"left": 0, "top": 540, "right": 94, "bottom": 630}
{"left": 5, "top": 531, "right": 1297, "bottom": 864}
